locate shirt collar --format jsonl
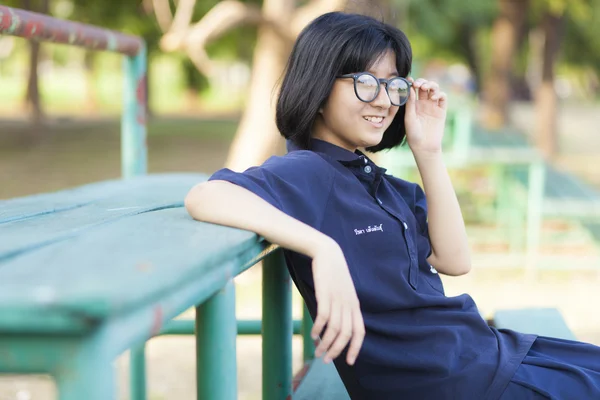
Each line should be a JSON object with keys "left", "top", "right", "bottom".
{"left": 286, "top": 138, "right": 362, "bottom": 162}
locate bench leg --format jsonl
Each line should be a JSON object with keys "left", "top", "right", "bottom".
{"left": 302, "top": 303, "right": 315, "bottom": 363}
{"left": 263, "top": 249, "right": 293, "bottom": 400}
{"left": 196, "top": 279, "right": 237, "bottom": 400}
{"left": 130, "top": 343, "right": 147, "bottom": 400}
{"left": 56, "top": 361, "right": 116, "bottom": 400}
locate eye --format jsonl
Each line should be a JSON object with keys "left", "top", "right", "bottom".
{"left": 356, "top": 73, "right": 377, "bottom": 88}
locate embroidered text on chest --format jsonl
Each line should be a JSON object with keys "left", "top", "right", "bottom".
{"left": 354, "top": 224, "right": 383, "bottom": 235}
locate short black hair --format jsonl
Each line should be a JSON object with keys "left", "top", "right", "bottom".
{"left": 276, "top": 12, "right": 412, "bottom": 152}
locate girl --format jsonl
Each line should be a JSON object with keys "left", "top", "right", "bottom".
{"left": 185, "top": 12, "right": 600, "bottom": 400}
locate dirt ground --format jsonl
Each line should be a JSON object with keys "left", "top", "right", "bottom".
{"left": 1, "top": 107, "right": 600, "bottom": 400}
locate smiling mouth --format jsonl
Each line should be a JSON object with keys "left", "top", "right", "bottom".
{"left": 363, "top": 116, "right": 384, "bottom": 124}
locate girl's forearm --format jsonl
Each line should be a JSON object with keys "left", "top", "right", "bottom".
{"left": 184, "top": 180, "right": 335, "bottom": 258}
{"left": 413, "top": 152, "right": 471, "bottom": 276}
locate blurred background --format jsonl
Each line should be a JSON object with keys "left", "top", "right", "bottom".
{"left": 0, "top": 0, "right": 599, "bottom": 399}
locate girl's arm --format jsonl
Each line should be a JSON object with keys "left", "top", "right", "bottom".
{"left": 404, "top": 78, "right": 471, "bottom": 276}
{"left": 185, "top": 180, "right": 365, "bottom": 365}
{"left": 414, "top": 153, "right": 471, "bottom": 276}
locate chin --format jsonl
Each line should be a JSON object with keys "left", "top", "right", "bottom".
{"left": 359, "top": 133, "right": 385, "bottom": 149}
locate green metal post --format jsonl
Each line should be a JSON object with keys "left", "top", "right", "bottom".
{"left": 452, "top": 104, "right": 473, "bottom": 164}
{"left": 56, "top": 361, "right": 115, "bottom": 400}
{"left": 526, "top": 160, "right": 546, "bottom": 277}
{"left": 122, "top": 44, "right": 148, "bottom": 178}
{"left": 302, "top": 303, "right": 315, "bottom": 363}
{"left": 130, "top": 344, "right": 147, "bottom": 400}
{"left": 262, "top": 250, "right": 293, "bottom": 400}
{"left": 196, "top": 279, "right": 237, "bottom": 400}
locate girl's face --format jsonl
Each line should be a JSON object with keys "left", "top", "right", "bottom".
{"left": 312, "top": 49, "right": 400, "bottom": 152}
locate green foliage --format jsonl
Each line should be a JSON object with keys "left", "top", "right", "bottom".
{"left": 562, "top": 0, "right": 600, "bottom": 71}
{"left": 405, "top": 0, "right": 496, "bottom": 53}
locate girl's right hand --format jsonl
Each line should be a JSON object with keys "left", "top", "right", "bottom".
{"left": 310, "top": 238, "right": 365, "bottom": 366}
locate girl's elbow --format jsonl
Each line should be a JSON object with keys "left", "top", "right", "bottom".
{"left": 449, "top": 254, "right": 472, "bottom": 276}
{"left": 454, "top": 261, "right": 471, "bottom": 276}
{"left": 430, "top": 252, "right": 471, "bottom": 276}
{"left": 184, "top": 183, "right": 208, "bottom": 220}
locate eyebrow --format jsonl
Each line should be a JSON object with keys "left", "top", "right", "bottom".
{"left": 367, "top": 70, "right": 400, "bottom": 78}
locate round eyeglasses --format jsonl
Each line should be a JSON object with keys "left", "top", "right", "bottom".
{"left": 337, "top": 72, "right": 412, "bottom": 106}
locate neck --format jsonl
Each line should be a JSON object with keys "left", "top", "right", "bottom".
{"left": 312, "top": 120, "right": 358, "bottom": 153}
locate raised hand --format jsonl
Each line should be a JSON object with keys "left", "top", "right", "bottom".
{"left": 404, "top": 78, "right": 448, "bottom": 155}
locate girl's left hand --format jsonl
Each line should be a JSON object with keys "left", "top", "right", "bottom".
{"left": 404, "top": 78, "right": 447, "bottom": 155}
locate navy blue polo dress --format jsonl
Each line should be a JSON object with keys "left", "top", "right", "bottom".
{"left": 209, "top": 138, "right": 600, "bottom": 399}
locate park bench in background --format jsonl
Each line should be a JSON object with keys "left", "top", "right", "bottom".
{"left": 508, "top": 163, "right": 600, "bottom": 271}
{"left": 381, "top": 104, "right": 600, "bottom": 275}
{"left": 380, "top": 106, "right": 546, "bottom": 273}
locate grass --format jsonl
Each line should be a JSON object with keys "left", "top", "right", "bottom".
{"left": 0, "top": 52, "right": 246, "bottom": 116}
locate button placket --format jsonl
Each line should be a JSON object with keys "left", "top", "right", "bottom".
{"left": 377, "top": 193, "right": 419, "bottom": 290}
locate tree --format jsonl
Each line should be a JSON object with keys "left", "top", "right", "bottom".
{"left": 481, "top": 0, "right": 530, "bottom": 129}
{"left": 406, "top": 0, "right": 497, "bottom": 95}
{"left": 21, "top": 0, "right": 50, "bottom": 128}
{"left": 528, "top": 0, "right": 592, "bottom": 157}
{"left": 154, "top": 0, "right": 348, "bottom": 171}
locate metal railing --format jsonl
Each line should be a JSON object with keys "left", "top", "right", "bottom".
{"left": 0, "top": 5, "right": 147, "bottom": 179}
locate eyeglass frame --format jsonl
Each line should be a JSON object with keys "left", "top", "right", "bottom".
{"left": 336, "top": 72, "right": 413, "bottom": 106}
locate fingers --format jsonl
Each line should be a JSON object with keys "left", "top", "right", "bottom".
{"left": 346, "top": 307, "right": 366, "bottom": 365}
{"left": 405, "top": 85, "right": 417, "bottom": 120}
{"left": 411, "top": 78, "right": 445, "bottom": 106}
{"left": 312, "top": 297, "right": 365, "bottom": 366}
{"left": 431, "top": 91, "right": 448, "bottom": 109}
{"left": 311, "top": 293, "right": 330, "bottom": 341}
{"left": 314, "top": 300, "right": 341, "bottom": 359}
{"left": 324, "top": 306, "right": 352, "bottom": 363}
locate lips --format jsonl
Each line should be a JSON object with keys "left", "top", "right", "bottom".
{"left": 363, "top": 116, "right": 384, "bottom": 123}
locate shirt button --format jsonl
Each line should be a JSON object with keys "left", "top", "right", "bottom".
{"left": 364, "top": 165, "right": 372, "bottom": 173}
{"left": 403, "top": 222, "right": 408, "bottom": 230}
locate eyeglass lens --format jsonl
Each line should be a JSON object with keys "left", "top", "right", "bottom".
{"left": 355, "top": 74, "right": 410, "bottom": 105}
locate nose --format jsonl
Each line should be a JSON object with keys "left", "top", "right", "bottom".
{"left": 371, "top": 84, "right": 392, "bottom": 109}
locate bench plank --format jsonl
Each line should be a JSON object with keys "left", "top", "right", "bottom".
{"left": 0, "top": 174, "right": 268, "bottom": 333}
{"left": 294, "top": 359, "right": 350, "bottom": 400}
{"left": 493, "top": 308, "right": 577, "bottom": 340}
{"left": 0, "top": 174, "right": 205, "bottom": 260}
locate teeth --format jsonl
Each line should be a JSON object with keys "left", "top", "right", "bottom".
{"left": 364, "top": 116, "right": 383, "bottom": 123}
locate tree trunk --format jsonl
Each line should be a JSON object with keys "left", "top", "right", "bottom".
{"left": 224, "top": 0, "right": 295, "bottom": 171}
{"left": 83, "top": 50, "right": 98, "bottom": 113}
{"left": 534, "top": 13, "right": 564, "bottom": 158}
{"left": 25, "top": 41, "right": 43, "bottom": 125}
{"left": 22, "top": 0, "right": 49, "bottom": 128}
{"left": 482, "top": 0, "right": 529, "bottom": 129}
{"left": 458, "top": 23, "right": 481, "bottom": 94}
{"left": 183, "top": 59, "right": 205, "bottom": 112}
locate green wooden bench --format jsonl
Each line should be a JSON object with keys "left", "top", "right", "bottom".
{"left": 509, "top": 163, "right": 600, "bottom": 220}
{"left": 507, "top": 163, "right": 600, "bottom": 271}
{"left": 380, "top": 106, "right": 546, "bottom": 272}
{"left": 0, "top": 173, "right": 320, "bottom": 399}
{"left": 0, "top": 7, "right": 317, "bottom": 400}
{"left": 492, "top": 307, "right": 577, "bottom": 340}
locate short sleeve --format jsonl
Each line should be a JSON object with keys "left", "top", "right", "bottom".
{"left": 208, "top": 152, "right": 335, "bottom": 230}
{"left": 413, "top": 184, "right": 433, "bottom": 259}
{"left": 413, "top": 184, "right": 429, "bottom": 236}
